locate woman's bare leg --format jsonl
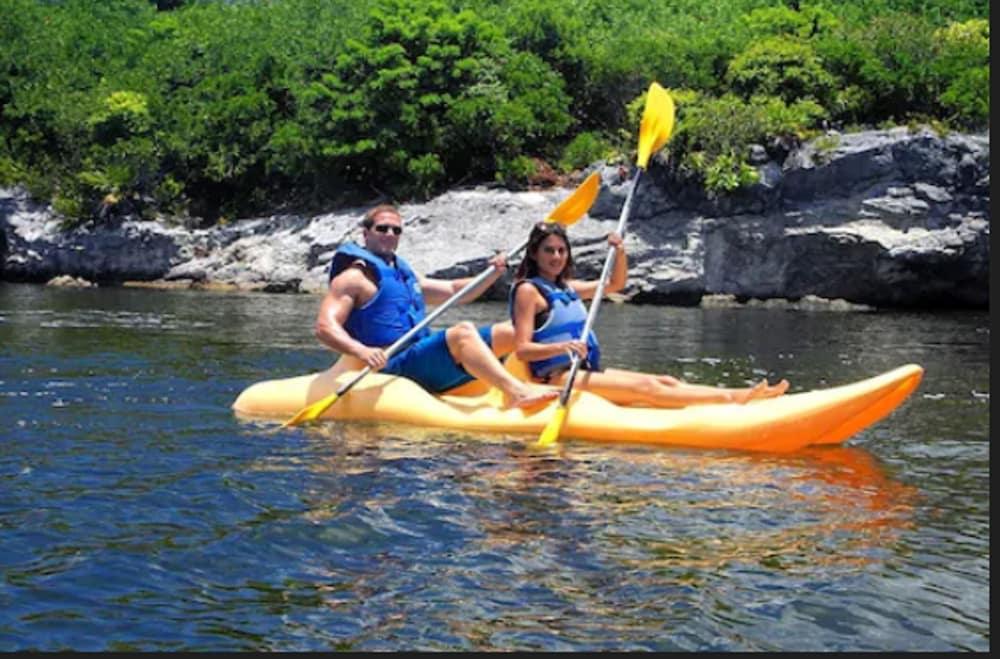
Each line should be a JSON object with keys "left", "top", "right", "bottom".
{"left": 548, "top": 368, "right": 788, "bottom": 408}
{"left": 653, "top": 374, "right": 789, "bottom": 400}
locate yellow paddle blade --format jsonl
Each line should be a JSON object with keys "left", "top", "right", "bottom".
{"left": 535, "top": 404, "right": 568, "bottom": 447}
{"left": 636, "top": 82, "right": 676, "bottom": 169}
{"left": 545, "top": 171, "right": 600, "bottom": 226}
{"left": 281, "top": 391, "right": 339, "bottom": 428}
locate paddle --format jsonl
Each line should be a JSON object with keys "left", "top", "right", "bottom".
{"left": 280, "top": 171, "right": 602, "bottom": 428}
{"left": 536, "top": 82, "right": 675, "bottom": 447}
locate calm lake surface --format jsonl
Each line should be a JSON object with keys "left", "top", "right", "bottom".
{"left": 0, "top": 283, "right": 989, "bottom": 651}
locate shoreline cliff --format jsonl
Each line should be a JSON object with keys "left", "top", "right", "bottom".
{"left": 1, "top": 127, "right": 989, "bottom": 309}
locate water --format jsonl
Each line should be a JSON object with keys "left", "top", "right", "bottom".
{"left": 0, "top": 283, "right": 989, "bottom": 651}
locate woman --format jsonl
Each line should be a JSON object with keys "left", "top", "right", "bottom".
{"left": 509, "top": 222, "right": 789, "bottom": 407}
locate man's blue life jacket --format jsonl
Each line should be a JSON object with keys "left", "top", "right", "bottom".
{"left": 328, "top": 242, "right": 429, "bottom": 348}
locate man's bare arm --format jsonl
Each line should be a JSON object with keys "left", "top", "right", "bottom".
{"left": 419, "top": 253, "right": 508, "bottom": 306}
{"left": 314, "top": 267, "right": 389, "bottom": 370}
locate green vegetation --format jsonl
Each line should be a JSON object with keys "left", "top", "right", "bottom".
{"left": 0, "top": 0, "right": 988, "bottom": 225}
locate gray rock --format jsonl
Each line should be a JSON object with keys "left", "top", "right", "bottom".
{"left": 913, "top": 182, "right": 953, "bottom": 203}
{"left": 46, "top": 274, "right": 96, "bottom": 287}
{"left": 1, "top": 127, "right": 990, "bottom": 309}
{"left": 748, "top": 144, "right": 769, "bottom": 165}
{"left": 861, "top": 196, "right": 931, "bottom": 218}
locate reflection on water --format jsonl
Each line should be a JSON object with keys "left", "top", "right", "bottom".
{"left": 237, "top": 423, "right": 934, "bottom": 651}
{"left": 292, "top": 426, "right": 918, "bottom": 574}
{"left": 0, "top": 283, "right": 989, "bottom": 651}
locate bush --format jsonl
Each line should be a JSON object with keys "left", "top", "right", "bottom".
{"left": 0, "top": 0, "right": 988, "bottom": 225}
{"left": 818, "top": 12, "right": 939, "bottom": 124}
{"left": 407, "top": 153, "right": 445, "bottom": 198}
{"left": 939, "top": 67, "right": 988, "bottom": 128}
{"left": 152, "top": 174, "right": 185, "bottom": 216}
{"left": 559, "top": 131, "right": 613, "bottom": 172}
{"left": 704, "top": 153, "right": 760, "bottom": 195}
{"left": 0, "top": 156, "right": 24, "bottom": 187}
{"left": 311, "top": 0, "right": 571, "bottom": 196}
{"left": 742, "top": 4, "right": 840, "bottom": 39}
{"left": 812, "top": 132, "right": 841, "bottom": 158}
{"left": 673, "top": 93, "right": 765, "bottom": 163}
{"left": 53, "top": 194, "right": 85, "bottom": 226}
{"left": 668, "top": 90, "right": 825, "bottom": 194}
{"left": 756, "top": 95, "right": 827, "bottom": 140}
{"left": 89, "top": 91, "right": 152, "bottom": 143}
{"left": 933, "top": 19, "right": 989, "bottom": 128}
{"left": 726, "top": 36, "right": 835, "bottom": 105}
{"left": 495, "top": 154, "right": 537, "bottom": 188}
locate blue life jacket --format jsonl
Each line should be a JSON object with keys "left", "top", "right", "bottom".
{"left": 509, "top": 276, "right": 601, "bottom": 379}
{"left": 328, "top": 242, "right": 429, "bottom": 348}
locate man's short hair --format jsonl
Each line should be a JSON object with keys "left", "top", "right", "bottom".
{"left": 362, "top": 204, "right": 401, "bottom": 228}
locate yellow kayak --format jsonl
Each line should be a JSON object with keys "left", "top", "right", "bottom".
{"left": 232, "top": 356, "right": 923, "bottom": 453}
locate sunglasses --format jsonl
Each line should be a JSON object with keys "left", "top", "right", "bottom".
{"left": 371, "top": 224, "right": 403, "bottom": 235}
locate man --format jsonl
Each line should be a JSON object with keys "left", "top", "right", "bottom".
{"left": 315, "top": 204, "right": 557, "bottom": 408}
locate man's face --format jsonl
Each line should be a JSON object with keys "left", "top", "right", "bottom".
{"left": 363, "top": 211, "right": 403, "bottom": 256}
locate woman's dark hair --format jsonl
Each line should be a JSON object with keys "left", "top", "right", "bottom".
{"left": 515, "top": 221, "right": 574, "bottom": 282}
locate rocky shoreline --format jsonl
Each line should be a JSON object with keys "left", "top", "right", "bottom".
{"left": 1, "top": 126, "right": 989, "bottom": 309}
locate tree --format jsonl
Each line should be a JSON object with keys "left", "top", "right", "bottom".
{"left": 307, "top": 0, "right": 571, "bottom": 195}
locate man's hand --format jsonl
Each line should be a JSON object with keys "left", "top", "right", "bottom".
{"left": 355, "top": 346, "right": 389, "bottom": 371}
{"left": 488, "top": 250, "right": 508, "bottom": 274}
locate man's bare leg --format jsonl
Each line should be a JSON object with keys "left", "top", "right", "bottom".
{"left": 489, "top": 321, "right": 515, "bottom": 357}
{"left": 446, "top": 322, "right": 556, "bottom": 409}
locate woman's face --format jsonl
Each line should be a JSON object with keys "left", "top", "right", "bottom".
{"left": 533, "top": 234, "right": 570, "bottom": 279}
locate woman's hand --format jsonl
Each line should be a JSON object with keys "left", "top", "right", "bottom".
{"left": 561, "top": 339, "right": 588, "bottom": 359}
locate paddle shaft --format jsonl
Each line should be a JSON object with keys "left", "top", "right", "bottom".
{"left": 556, "top": 168, "right": 644, "bottom": 406}
{"left": 332, "top": 235, "right": 534, "bottom": 398}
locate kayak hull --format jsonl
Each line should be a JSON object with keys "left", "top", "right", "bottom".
{"left": 232, "top": 359, "right": 923, "bottom": 453}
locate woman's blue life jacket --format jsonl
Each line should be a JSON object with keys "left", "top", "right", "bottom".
{"left": 508, "top": 276, "right": 601, "bottom": 379}
{"left": 328, "top": 242, "right": 430, "bottom": 348}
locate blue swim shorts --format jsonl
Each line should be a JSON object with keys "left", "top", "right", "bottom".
{"left": 381, "top": 325, "right": 493, "bottom": 393}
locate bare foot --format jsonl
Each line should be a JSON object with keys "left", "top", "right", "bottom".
{"left": 504, "top": 385, "right": 558, "bottom": 410}
{"left": 732, "top": 380, "right": 768, "bottom": 404}
{"left": 763, "top": 379, "right": 790, "bottom": 398}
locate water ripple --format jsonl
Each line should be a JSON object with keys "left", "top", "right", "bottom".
{"left": 0, "top": 285, "right": 988, "bottom": 651}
